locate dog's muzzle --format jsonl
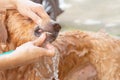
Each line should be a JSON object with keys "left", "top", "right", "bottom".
{"left": 34, "top": 22, "right": 61, "bottom": 43}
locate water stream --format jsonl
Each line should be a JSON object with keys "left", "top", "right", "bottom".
{"left": 52, "top": 49, "right": 60, "bottom": 80}
{"left": 34, "top": 49, "right": 60, "bottom": 80}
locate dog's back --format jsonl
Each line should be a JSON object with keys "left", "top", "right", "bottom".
{"left": 53, "top": 31, "right": 120, "bottom": 80}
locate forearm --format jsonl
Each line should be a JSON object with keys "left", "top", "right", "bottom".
{"left": 0, "top": 53, "right": 14, "bottom": 70}
{"left": 0, "top": 51, "right": 31, "bottom": 70}
{"left": 0, "top": 48, "right": 50, "bottom": 70}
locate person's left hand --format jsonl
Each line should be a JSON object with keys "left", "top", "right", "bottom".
{"left": 14, "top": 0, "right": 50, "bottom": 25}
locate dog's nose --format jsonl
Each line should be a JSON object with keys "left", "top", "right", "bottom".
{"left": 53, "top": 23, "right": 61, "bottom": 32}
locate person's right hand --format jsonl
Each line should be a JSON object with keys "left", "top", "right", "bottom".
{"left": 12, "top": 33, "right": 55, "bottom": 65}
{"left": 0, "top": 33, "right": 56, "bottom": 69}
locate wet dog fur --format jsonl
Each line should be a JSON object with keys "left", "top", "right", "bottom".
{"left": 0, "top": 9, "right": 120, "bottom": 80}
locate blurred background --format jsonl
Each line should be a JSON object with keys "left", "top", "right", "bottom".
{"left": 57, "top": 0, "right": 120, "bottom": 36}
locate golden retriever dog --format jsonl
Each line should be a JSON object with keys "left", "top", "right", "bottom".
{"left": 0, "top": 9, "right": 120, "bottom": 80}
{"left": 53, "top": 31, "right": 120, "bottom": 80}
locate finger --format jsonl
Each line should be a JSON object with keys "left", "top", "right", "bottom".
{"left": 32, "top": 33, "right": 47, "bottom": 46}
{"left": 35, "top": 5, "right": 50, "bottom": 21}
{"left": 36, "top": 5, "right": 49, "bottom": 18}
{"left": 27, "top": 10, "right": 42, "bottom": 25}
{"left": 46, "top": 43, "right": 55, "bottom": 49}
{"left": 46, "top": 43, "right": 56, "bottom": 56}
{"left": 35, "top": 47, "right": 55, "bottom": 57}
{"left": 46, "top": 49, "right": 55, "bottom": 57}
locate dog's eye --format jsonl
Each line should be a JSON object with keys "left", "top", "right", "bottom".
{"left": 34, "top": 27, "right": 43, "bottom": 37}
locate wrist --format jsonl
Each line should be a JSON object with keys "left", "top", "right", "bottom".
{"left": 0, "top": 50, "right": 15, "bottom": 69}
{"left": 1, "top": 50, "right": 14, "bottom": 55}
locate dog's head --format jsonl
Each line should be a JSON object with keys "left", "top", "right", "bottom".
{"left": 0, "top": 9, "right": 61, "bottom": 47}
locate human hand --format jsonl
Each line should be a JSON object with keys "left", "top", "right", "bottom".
{"left": 13, "top": 0, "right": 50, "bottom": 25}
{"left": 12, "top": 33, "right": 55, "bottom": 64}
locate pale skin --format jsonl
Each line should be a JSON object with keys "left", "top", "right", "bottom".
{"left": 0, "top": 0, "right": 55, "bottom": 69}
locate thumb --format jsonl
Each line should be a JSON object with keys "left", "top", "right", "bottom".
{"left": 33, "top": 33, "right": 47, "bottom": 46}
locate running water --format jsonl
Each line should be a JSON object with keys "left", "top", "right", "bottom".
{"left": 52, "top": 49, "right": 60, "bottom": 80}
{"left": 34, "top": 49, "right": 60, "bottom": 80}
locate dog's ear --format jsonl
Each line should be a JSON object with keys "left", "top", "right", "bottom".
{"left": 0, "top": 11, "right": 8, "bottom": 44}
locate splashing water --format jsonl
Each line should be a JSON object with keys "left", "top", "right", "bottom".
{"left": 34, "top": 49, "right": 60, "bottom": 80}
